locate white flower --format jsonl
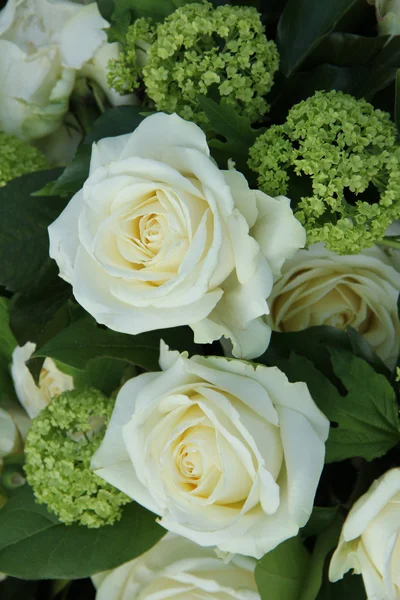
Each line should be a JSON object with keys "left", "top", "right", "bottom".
{"left": 92, "top": 533, "right": 260, "bottom": 600}
{"left": 267, "top": 243, "right": 400, "bottom": 368}
{"left": 49, "top": 112, "right": 305, "bottom": 359}
{"left": 0, "top": 407, "right": 20, "bottom": 458}
{"left": 0, "top": 0, "right": 131, "bottom": 141}
{"left": 91, "top": 342, "right": 329, "bottom": 558}
{"left": 10, "top": 342, "right": 74, "bottom": 419}
{"left": 368, "top": 0, "right": 400, "bottom": 35}
{"left": 330, "top": 468, "right": 400, "bottom": 600}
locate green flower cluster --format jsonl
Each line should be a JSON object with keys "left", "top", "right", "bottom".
{"left": 24, "top": 388, "right": 130, "bottom": 528}
{"left": 0, "top": 133, "right": 47, "bottom": 188}
{"left": 249, "top": 90, "right": 400, "bottom": 254}
{"left": 108, "top": 2, "right": 279, "bottom": 126}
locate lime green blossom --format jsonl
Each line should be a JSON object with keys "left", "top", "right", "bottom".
{"left": 24, "top": 388, "right": 130, "bottom": 528}
{"left": 108, "top": 18, "right": 155, "bottom": 94}
{"left": 108, "top": 2, "right": 279, "bottom": 126}
{"left": 249, "top": 90, "right": 400, "bottom": 254}
{"left": 0, "top": 133, "right": 47, "bottom": 188}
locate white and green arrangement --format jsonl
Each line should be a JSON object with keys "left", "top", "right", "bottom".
{"left": 1, "top": 1, "right": 400, "bottom": 599}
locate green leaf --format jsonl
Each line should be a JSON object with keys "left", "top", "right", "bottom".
{"left": 0, "top": 170, "right": 67, "bottom": 294}
{"left": 396, "top": 69, "right": 400, "bottom": 133}
{"left": 283, "top": 350, "right": 400, "bottom": 463}
{"left": 263, "top": 325, "right": 389, "bottom": 381}
{"left": 316, "top": 571, "right": 366, "bottom": 600}
{"left": 97, "top": 0, "right": 115, "bottom": 20}
{"left": 0, "top": 485, "right": 164, "bottom": 580}
{"left": 70, "top": 357, "right": 134, "bottom": 396}
{"left": 276, "top": 0, "right": 366, "bottom": 76}
{"left": 298, "top": 514, "right": 344, "bottom": 600}
{"left": 35, "top": 107, "right": 145, "bottom": 198}
{"left": 9, "top": 274, "right": 71, "bottom": 346}
{"left": 301, "top": 506, "right": 340, "bottom": 539}
{"left": 306, "top": 32, "right": 388, "bottom": 68}
{"left": 255, "top": 537, "right": 310, "bottom": 600}
{"left": 270, "top": 63, "right": 397, "bottom": 122}
{"left": 32, "top": 316, "right": 198, "bottom": 373}
{"left": 0, "top": 299, "right": 17, "bottom": 375}
{"left": 0, "top": 577, "right": 39, "bottom": 600}
{"left": 198, "top": 96, "right": 262, "bottom": 175}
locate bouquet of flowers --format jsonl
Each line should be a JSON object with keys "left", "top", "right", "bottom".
{"left": 1, "top": 0, "right": 400, "bottom": 598}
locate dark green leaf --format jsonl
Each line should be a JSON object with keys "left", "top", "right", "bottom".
{"left": 316, "top": 571, "right": 366, "bottom": 600}
{"left": 301, "top": 507, "right": 340, "bottom": 539}
{"left": 0, "top": 299, "right": 16, "bottom": 374}
{"left": 198, "top": 96, "right": 262, "bottom": 175}
{"left": 396, "top": 69, "right": 400, "bottom": 133}
{"left": 35, "top": 107, "right": 145, "bottom": 198}
{"left": 0, "top": 577, "right": 38, "bottom": 600}
{"left": 97, "top": 0, "right": 115, "bottom": 20}
{"left": 306, "top": 32, "right": 387, "bottom": 68}
{"left": 282, "top": 350, "right": 400, "bottom": 462}
{"left": 35, "top": 146, "right": 91, "bottom": 199}
{"left": 262, "top": 326, "right": 389, "bottom": 380}
{"left": 270, "top": 63, "right": 397, "bottom": 121}
{"left": 0, "top": 170, "right": 67, "bottom": 293}
{"left": 9, "top": 275, "right": 71, "bottom": 346}
{"left": 255, "top": 537, "right": 310, "bottom": 600}
{"left": 0, "top": 485, "right": 164, "bottom": 580}
{"left": 32, "top": 317, "right": 197, "bottom": 373}
{"left": 298, "top": 515, "right": 344, "bottom": 600}
{"left": 71, "top": 357, "right": 134, "bottom": 396}
{"left": 276, "top": 0, "right": 365, "bottom": 76}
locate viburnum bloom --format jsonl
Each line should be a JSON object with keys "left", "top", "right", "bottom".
{"left": 330, "top": 468, "right": 400, "bottom": 599}
{"left": 91, "top": 343, "right": 329, "bottom": 558}
{"left": 93, "top": 533, "right": 260, "bottom": 600}
{"left": 49, "top": 112, "right": 305, "bottom": 359}
{"left": 0, "top": 0, "right": 131, "bottom": 141}
{"left": 268, "top": 244, "right": 400, "bottom": 368}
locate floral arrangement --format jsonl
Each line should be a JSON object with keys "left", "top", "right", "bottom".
{"left": 1, "top": 1, "right": 400, "bottom": 599}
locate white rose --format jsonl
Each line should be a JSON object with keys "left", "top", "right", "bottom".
{"left": 368, "top": 0, "right": 400, "bottom": 35}
{"left": 0, "top": 407, "right": 20, "bottom": 458}
{"left": 11, "top": 341, "right": 74, "bottom": 419}
{"left": 267, "top": 243, "right": 400, "bottom": 368}
{"left": 91, "top": 342, "right": 329, "bottom": 558}
{"left": 0, "top": 0, "right": 129, "bottom": 140}
{"left": 49, "top": 112, "right": 305, "bottom": 359}
{"left": 330, "top": 468, "right": 400, "bottom": 600}
{"left": 93, "top": 533, "right": 260, "bottom": 600}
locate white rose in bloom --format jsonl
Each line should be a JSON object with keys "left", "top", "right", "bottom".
{"left": 330, "top": 468, "right": 400, "bottom": 600}
{"left": 91, "top": 343, "right": 329, "bottom": 558}
{"left": 49, "top": 113, "right": 305, "bottom": 359}
{"left": 368, "top": 0, "right": 400, "bottom": 35}
{"left": 93, "top": 533, "right": 260, "bottom": 600}
{"left": 0, "top": 0, "right": 129, "bottom": 140}
{"left": 11, "top": 342, "right": 74, "bottom": 419}
{"left": 267, "top": 243, "right": 400, "bottom": 368}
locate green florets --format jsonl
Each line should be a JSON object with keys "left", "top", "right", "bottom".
{"left": 24, "top": 388, "right": 130, "bottom": 528}
{"left": 108, "top": 2, "right": 279, "bottom": 126}
{"left": 248, "top": 90, "right": 400, "bottom": 254}
{"left": 0, "top": 133, "right": 47, "bottom": 187}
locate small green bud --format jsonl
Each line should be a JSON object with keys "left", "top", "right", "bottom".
{"left": 24, "top": 388, "right": 130, "bottom": 528}
{"left": 0, "top": 133, "right": 47, "bottom": 188}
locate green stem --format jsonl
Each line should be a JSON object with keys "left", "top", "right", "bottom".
{"left": 377, "top": 237, "right": 400, "bottom": 249}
